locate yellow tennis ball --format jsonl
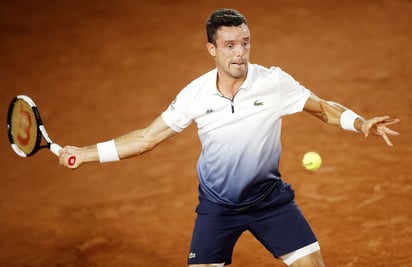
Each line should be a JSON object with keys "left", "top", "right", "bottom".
{"left": 302, "top": 152, "right": 322, "bottom": 171}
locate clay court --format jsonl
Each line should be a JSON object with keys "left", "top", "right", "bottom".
{"left": 0, "top": 0, "right": 411, "bottom": 266}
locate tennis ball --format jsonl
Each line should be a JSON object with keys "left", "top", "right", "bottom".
{"left": 302, "top": 152, "right": 322, "bottom": 171}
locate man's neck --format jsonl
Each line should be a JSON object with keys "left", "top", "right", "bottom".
{"left": 216, "top": 73, "right": 247, "bottom": 99}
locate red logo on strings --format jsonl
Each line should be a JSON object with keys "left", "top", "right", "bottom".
{"left": 17, "top": 106, "right": 32, "bottom": 146}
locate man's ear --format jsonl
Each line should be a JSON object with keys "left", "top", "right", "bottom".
{"left": 207, "top": 42, "right": 216, "bottom": 57}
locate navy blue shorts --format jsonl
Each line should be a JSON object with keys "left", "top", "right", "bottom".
{"left": 187, "top": 181, "right": 317, "bottom": 265}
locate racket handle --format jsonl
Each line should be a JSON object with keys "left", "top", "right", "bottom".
{"left": 50, "top": 143, "right": 62, "bottom": 156}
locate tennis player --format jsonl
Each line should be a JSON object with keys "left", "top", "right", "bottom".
{"left": 59, "top": 9, "right": 399, "bottom": 267}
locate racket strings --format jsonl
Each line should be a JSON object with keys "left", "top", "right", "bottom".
{"left": 10, "top": 100, "right": 38, "bottom": 155}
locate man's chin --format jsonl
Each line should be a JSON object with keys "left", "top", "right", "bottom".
{"left": 231, "top": 69, "right": 247, "bottom": 79}
{"left": 229, "top": 64, "right": 247, "bottom": 77}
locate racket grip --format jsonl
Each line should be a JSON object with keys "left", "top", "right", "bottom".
{"left": 50, "top": 143, "right": 62, "bottom": 156}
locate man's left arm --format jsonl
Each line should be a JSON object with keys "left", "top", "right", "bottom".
{"left": 303, "top": 93, "right": 400, "bottom": 146}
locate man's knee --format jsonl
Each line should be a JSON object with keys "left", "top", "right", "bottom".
{"left": 281, "top": 242, "right": 325, "bottom": 266}
{"left": 289, "top": 251, "right": 325, "bottom": 267}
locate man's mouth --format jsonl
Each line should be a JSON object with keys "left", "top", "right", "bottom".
{"left": 231, "top": 61, "right": 245, "bottom": 66}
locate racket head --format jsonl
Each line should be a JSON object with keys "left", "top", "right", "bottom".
{"left": 7, "top": 95, "right": 42, "bottom": 157}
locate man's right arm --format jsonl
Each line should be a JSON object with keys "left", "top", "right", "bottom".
{"left": 58, "top": 115, "right": 178, "bottom": 169}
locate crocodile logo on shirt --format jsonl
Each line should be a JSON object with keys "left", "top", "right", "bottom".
{"left": 254, "top": 100, "right": 264, "bottom": 106}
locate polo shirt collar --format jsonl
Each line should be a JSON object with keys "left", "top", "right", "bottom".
{"left": 208, "top": 63, "right": 255, "bottom": 96}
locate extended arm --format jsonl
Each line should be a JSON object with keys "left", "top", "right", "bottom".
{"left": 59, "top": 115, "right": 178, "bottom": 168}
{"left": 303, "top": 93, "right": 400, "bottom": 146}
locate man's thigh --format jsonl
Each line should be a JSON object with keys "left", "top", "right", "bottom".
{"left": 188, "top": 207, "right": 248, "bottom": 265}
{"left": 248, "top": 200, "right": 318, "bottom": 258}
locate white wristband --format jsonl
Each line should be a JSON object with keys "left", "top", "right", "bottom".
{"left": 96, "top": 140, "right": 120, "bottom": 163}
{"left": 340, "top": 110, "right": 361, "bottom": 132}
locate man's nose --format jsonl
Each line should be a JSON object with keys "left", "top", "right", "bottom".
{"left": 235, "top": 44, "right": 245, "bottom": 56}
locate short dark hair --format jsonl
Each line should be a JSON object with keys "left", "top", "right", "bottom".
{"left": 206, "top": 9, "right": 247, "bottom": 44}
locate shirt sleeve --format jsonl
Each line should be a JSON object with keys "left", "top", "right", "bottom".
{"left": 278, "top": 69, "right": 311, "bottom": 116}
{"left": 161, "top": 87, "right": 193, "bottom": 132}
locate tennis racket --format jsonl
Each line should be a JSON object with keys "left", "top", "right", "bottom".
{"left": 7, "top": 95, "right": 76, "bottom": 166}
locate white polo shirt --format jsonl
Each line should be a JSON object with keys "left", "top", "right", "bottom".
{"left": 162, "top": 63, "right": 310, "bottom": 208}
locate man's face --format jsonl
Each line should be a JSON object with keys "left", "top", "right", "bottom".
{"left": 207, "top": 23, "right": 250, "bottom": 79}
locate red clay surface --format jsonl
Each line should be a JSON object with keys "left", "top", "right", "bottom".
{"left": 0, "top": 1, "right": 411, "bottom": 266}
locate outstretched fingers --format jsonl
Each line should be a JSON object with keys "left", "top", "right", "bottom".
{"left": 363, "top": 116, "right": 400, "bottom": 146}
